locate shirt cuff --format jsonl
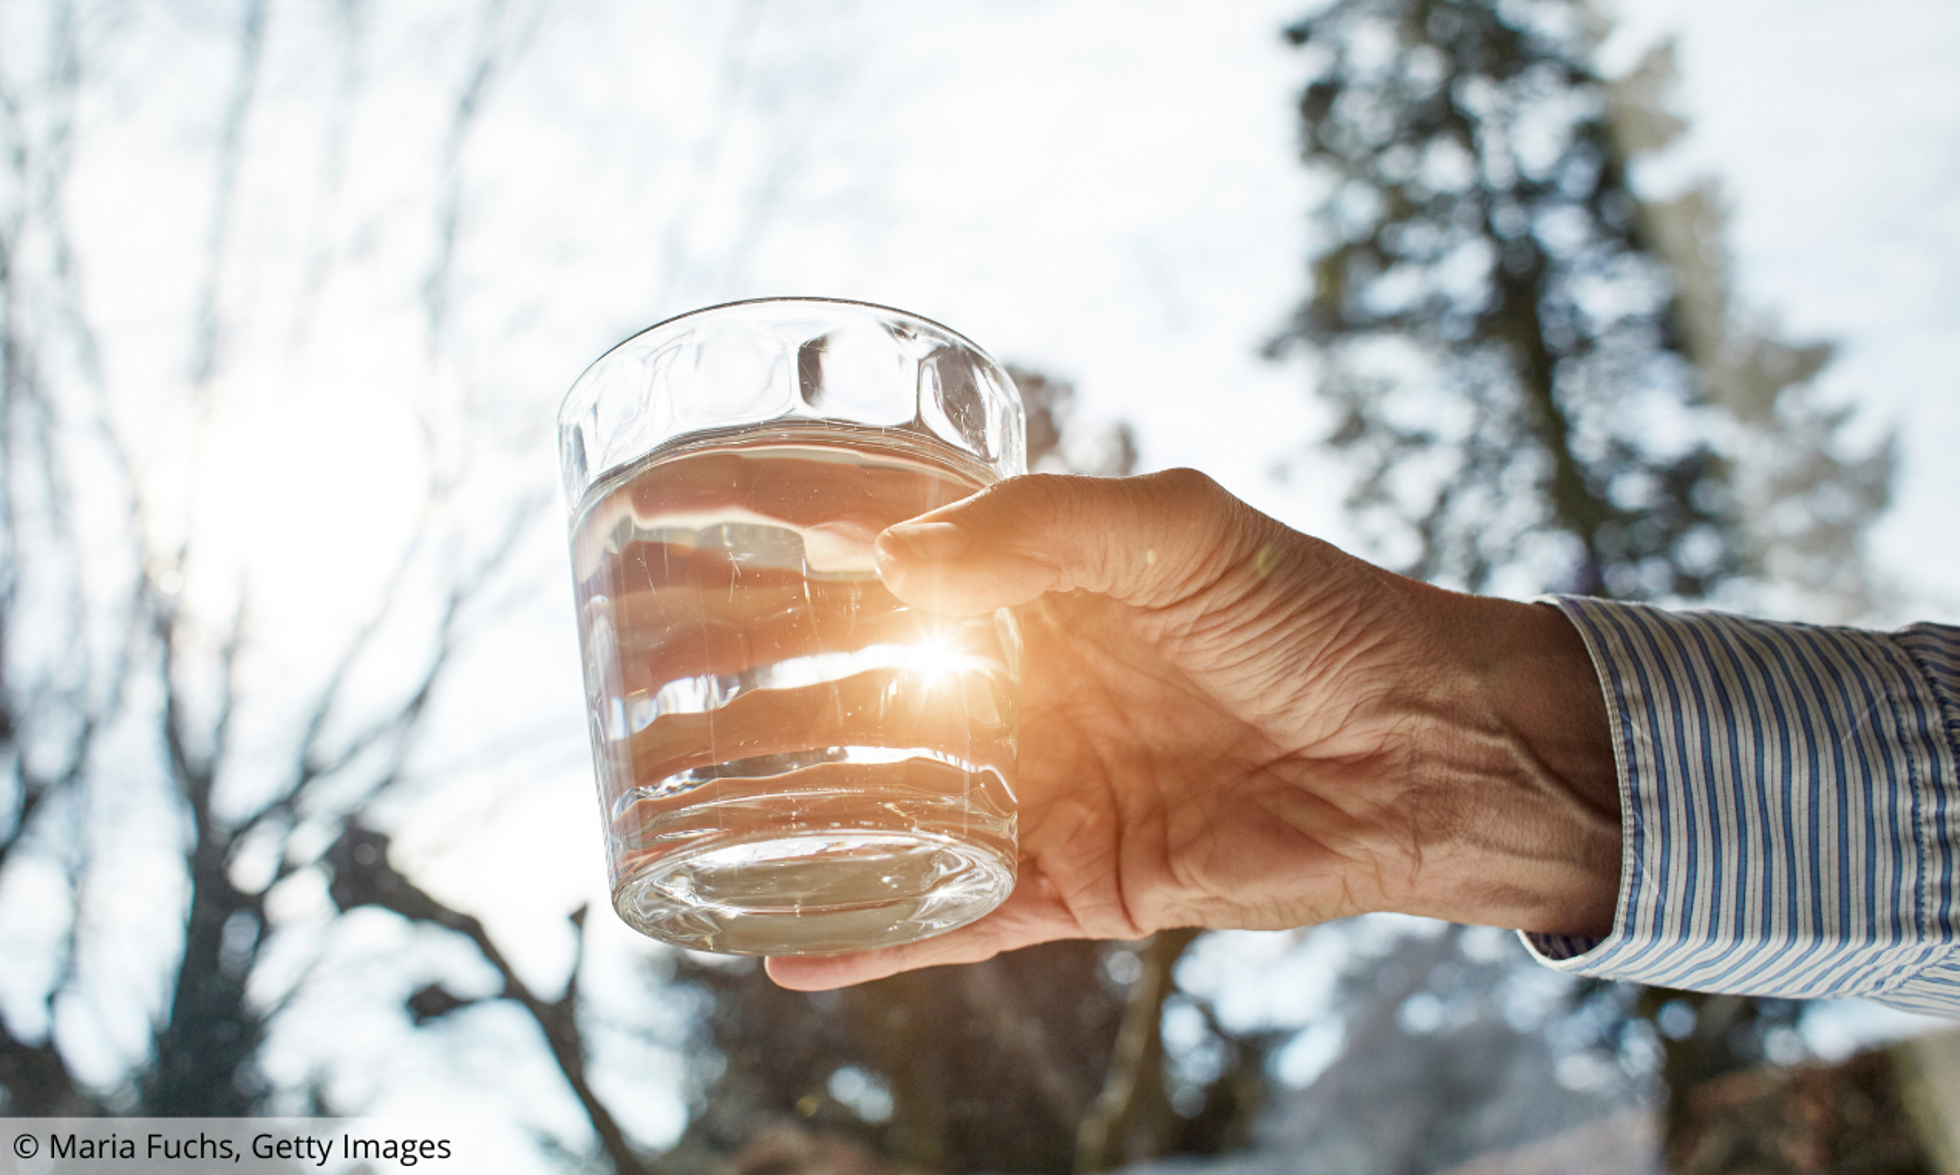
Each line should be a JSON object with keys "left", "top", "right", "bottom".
{"left": 1517, "top": 597, "right": 1960, "bottom": 1015}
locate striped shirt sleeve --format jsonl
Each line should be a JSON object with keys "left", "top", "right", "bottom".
{"left": 1518, "top": 597, "right": 1960, "bottom": 1017}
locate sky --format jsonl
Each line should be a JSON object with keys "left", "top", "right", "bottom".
{"left": 4, "top": 0, "right": 1958, "bottom": 1164}
{"left": 490, "top": 0, "right": 1960, "bottom": 618}
{"left": 1607, "top": 0, "right": 1960, "bottom": 622}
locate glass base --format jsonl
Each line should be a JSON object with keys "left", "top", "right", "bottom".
{"left": 613, "top": 829, "right": 1016, "bottom": 955}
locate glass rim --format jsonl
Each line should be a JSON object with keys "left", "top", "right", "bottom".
{"left": 556, "top": 295, "right": 1002, "bottom": 427}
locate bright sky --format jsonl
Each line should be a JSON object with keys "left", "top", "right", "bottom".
{"left": 500, "top": 0, "right": 1960, "bottom": 619}
{"left": 1608, "top": 0, "right": 1960, "bottom": 623}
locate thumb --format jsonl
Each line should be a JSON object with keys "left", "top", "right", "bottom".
{"left": 875, "top": 469, "right": 1272, "bottom": 615}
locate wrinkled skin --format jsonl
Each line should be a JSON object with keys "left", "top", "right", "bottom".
{"left": 768, "top": 470, "right": 1619, "bottom": 991}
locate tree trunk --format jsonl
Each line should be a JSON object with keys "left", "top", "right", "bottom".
{"left": 144, "top": 823, "right": 263, "bottom": 1116}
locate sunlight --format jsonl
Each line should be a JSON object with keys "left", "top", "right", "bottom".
{"left": 903, "top": 627, "right": 973, "bottom": 687}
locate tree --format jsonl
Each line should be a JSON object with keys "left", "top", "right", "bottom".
{"left": 7, "top": 2, "right": 1098, "bottom": 1167}
{"left": 1228, "top": 924, "right": 1641, "bottom": 1174}
{"left": 3, "top": 34, "right": 1274, "bottom": 1152}
{"left": 13, "top": 6, "right": 1245, "bottom": 1172}
{"left": 0, "top": 0, "right": 547, "bottom": 1122}
{"left": 0, "top": 0, "right": 137, "bottom": 1115}
{"left": 1271, "top": 0, "right": 1893, "bottom": 1168}
{"left": 1273, "top": 0, "right": 1888, "bottom": 612}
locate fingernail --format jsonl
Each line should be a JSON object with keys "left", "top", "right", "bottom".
{"left": 881, "top": 521, "right": 970, "bottom": 562}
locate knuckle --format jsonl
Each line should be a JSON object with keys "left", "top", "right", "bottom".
{"left": 1138, "top": 468, "right": 1237, "bottom": 536}
{"left": 1144, "top": 466, "right": 1224, "bottom": 502}
{"left": 1140, "top": 467, "right": 1240, "bottom": 540}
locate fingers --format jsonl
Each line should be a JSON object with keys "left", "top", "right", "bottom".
{"left": 875, "top": 469, "right": 1270, "bottom": 616}
{"left": 764, "top": 868, "right": 1085, "bottom": 990}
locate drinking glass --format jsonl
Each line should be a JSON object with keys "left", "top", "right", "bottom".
{"left": 558, "top": 298, "right": 1025, "bottom": 955}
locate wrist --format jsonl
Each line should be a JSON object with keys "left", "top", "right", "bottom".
{"left": 1397, "top": 592, "right": 1622, "bottom": 937}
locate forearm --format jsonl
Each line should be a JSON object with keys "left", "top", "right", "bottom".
{"left": 1382, "top": 588, "right": 1622, "bottom": 938}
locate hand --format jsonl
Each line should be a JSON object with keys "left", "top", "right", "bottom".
{"left": 766, "top": 470, "right": 1620, "bottom": 990}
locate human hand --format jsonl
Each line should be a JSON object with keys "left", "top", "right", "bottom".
{"left": 766, "top": 471, "right": 1620, "bottom": 991}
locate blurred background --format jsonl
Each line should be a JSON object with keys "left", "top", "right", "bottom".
{"left": 3, "top": 0, "right": 1958, "bottom": 1172}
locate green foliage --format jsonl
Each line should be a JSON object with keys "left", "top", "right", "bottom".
{"left": 1275, "top": 0, "right": 1730, "bottom": 598}
{"left": 1273, "top": 0, "right": 1887, "bottom": 609}
{"left": 1274, "top": 2, "right": 1899, "bottom": 1169}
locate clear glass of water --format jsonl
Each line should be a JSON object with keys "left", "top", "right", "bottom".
{"left": 557, "top": 298, "right": 1025, "bottom": 955}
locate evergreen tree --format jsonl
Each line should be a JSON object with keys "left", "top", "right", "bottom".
{"left": 1273, "top": 0, "right": 1892, "bottom": 1169}
{"left": 1272, "top": 0, "right": 1888, "bottom": 611}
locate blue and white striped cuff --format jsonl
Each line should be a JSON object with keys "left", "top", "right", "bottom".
{"left": 1519, "top": 598, "right": 1960, "bottom": 1016}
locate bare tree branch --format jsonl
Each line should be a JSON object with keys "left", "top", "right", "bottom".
{"left": 1, "top": 0, "right": 562, "bottom": 1129}
{"left": 292, "top": 0, "right": 372, "bottom": 345}
{"left": 187, "top": 0, "right": 268, "bottom": 393}
{"left": 422, "top": 0, "right": 550, "bottom": 354}
{"left": 326, "top": 823, "right": 649, "bottom": 1175}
